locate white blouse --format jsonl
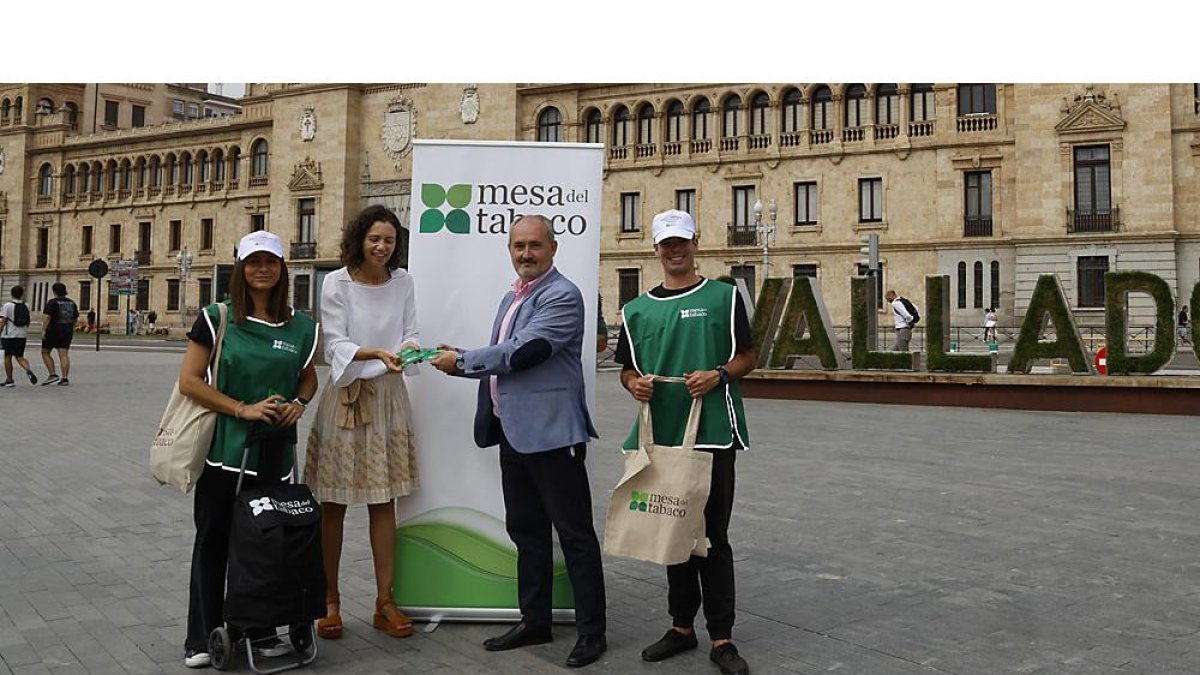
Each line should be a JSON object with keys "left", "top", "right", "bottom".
{"left": 321, "top": 266, "right": 420, "bottom": 387}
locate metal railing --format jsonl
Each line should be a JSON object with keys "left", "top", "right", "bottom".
{"left": 964, "top": 215, "right": 993, "bottom": 237}
{"left": 291, "top": 241, "right": 317, "bottom": 260}
{"left": 1068, "top": 207, "right": 1119, "bottom": 233}
{"left": 726, "top": 225, "right": 758, "bottom": 247}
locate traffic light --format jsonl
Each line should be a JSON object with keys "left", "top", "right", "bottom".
{"left": 859, "top": 233, "right": 879, "bottom": 275}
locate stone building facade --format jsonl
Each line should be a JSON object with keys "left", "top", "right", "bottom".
{"left": 2, "top": 83, "right": 1198, "bottom": 333}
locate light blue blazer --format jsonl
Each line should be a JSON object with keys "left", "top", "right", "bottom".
{"left": 458, "top": 268, "right": 598, "bottom": 453}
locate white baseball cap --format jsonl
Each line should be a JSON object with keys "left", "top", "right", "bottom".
{"left": 651, "top": 209, "right": 697, "bottom": 244}
{"left": 236, "top": 231, "right": 285, "bottom": 261}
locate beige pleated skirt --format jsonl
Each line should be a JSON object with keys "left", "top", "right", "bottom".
{"left": 304, "top": 372, "right": 419, "bottom": 505}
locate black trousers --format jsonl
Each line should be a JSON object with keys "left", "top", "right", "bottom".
{"left": 667, "top": 448, "right": 737, "bottom": 640}
{"left": 185, "top": 454, "right": 283, "bottom": 652}
{"left": 498, "top": 430, "right": 606, "bottom": 636}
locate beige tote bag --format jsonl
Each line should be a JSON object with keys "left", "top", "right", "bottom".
{"left": 603, "top": 380, "right": 713, "bottom": 566}
{"left": 150, "top": 303, "right": 228, "bottom": 493}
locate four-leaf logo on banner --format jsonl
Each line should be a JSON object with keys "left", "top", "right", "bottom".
{"left": 420, "top": 183, "right": 473, "bottom": 234}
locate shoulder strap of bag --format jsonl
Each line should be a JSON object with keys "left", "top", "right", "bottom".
{"left": 637, "top": 374, "right": 703, "bottom": 451}
{"left": 210, "top": 303, "right": 229, "bottom": 382}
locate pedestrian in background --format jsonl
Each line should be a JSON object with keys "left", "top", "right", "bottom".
{"left": 0, "top": 285, "right": 38, "bottom": 387}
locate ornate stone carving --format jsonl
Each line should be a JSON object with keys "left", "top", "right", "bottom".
{"left": 1055, "top": 85, "right": 1125, "bottom": 134}
{"left": 300, "top": 107, "right": 317, "bottom": 142}
{"left": 0, "top": 190, "right": 7, "bottom": 215}
{"left": 288, "top": 157, "right": 324, "bottom": 192}
{"left": 461, "top": 85, "right": 480, "bottom": 124}
{"left": 0, "top": 146, "right": 5, "bottom": 175}
{"left": 382, "top": 95, "right": 416, "bottom": 165}
{"left": 362, "top": 179, "right": 410, "bottom": 198}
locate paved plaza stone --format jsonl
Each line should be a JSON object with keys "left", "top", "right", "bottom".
{"left": 2, "top": 348, "right": 1200, "bottom": 674}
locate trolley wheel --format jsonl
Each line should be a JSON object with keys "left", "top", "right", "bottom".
{"left": 209, "top": 627, "right": 234, "bottom": 671}
{"left": 289, "top": 622, "right": 314, "bottom": 657}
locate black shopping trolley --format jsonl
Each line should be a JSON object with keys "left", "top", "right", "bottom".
{"left": 209, "top": 430, "right": 326, "bottom": 673}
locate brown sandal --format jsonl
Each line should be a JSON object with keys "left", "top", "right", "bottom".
{"left": 317, "top": 595, "right": 343, "bottom": 639}
{"left": 373, "top": 597, "right": 414, "bottom": 638}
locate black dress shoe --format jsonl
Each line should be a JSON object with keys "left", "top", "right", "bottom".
{"left": 565, "top": 634, "right": 606, "bottom": 667}
{"left": 483, "top": 622, "right": 553, "bottom": 651}
{"left": 642, "top": 628, "right": 698, "bottom": 661}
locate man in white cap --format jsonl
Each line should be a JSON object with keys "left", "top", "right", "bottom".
{"left": 613, "top": 209, "right": 755, "bottom": 675}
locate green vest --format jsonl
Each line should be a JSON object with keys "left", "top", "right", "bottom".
{"left": 203, "top": 302, "right": 317, "bottom": 477}
{"left": 621, "top": 279, "right": 750, "bottom": 451}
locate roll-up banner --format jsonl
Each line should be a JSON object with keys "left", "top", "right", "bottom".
{"left": 399, "top": 139, "right": 604, "bottom": 622}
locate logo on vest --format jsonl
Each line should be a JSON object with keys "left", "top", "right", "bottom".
{"left": 629, "top": 489, "right": 689, "bottom": 518}
{"left": 679, "top": 308, "right": 708, "bottom": 320}
{"left": 272, "top": 339, "right": 298, "bottom": 354}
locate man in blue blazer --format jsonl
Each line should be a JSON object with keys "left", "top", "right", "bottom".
{"left": 432, "top": 215, "right": 606, "bottom": 668}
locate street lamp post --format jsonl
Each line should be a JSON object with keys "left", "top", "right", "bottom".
{"left": 176, "top": 247, "right": 193, "bottom": 328}
{"left": 753, "top": 197, "right": 778, "bottom": 279}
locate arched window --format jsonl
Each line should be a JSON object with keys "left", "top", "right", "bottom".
{"left": 64, "top": 102, "right": 79, "bottom": 129}
{"left": 781, "top": 88, "right": 802, "bottom": 134}
{"left": 1, "top": 99, "right": 9, "bottom": 120}
{"left": 692, "top": 97, "right": 712, "bottom": 140}
{"left": 957, "top": 261, "right": 967, "bottom": 309}
{"left": 136, "top": 157, "right": 147, "bottom": 188}
{"left": 106, "top": 160, "right": 118, "bottom": 191}
{"left": 63, "top": 165, "right": 76, "bottom": 195}
{"left": 911, "top": 83, "right": 935, "bottom": 121}
{"left": 876, "top": 84, "right": 899, "bottom": 125}
{"left": 92, "top": 162, "right": 103, "bottom": 191}
{"left": 213, "top": 149, "right": 225, "bottom": 182}
{"left": 749, "top": 92, "right": 770, "bottom": 135}
{"left": 119, "top": 159, "right": 131, "bottom": 189}
{"left": 811, "top": 86, "right": 832, "bottom": 130}
{"left": 165, "top": 154, "right": 177, "bottom": 186}
{"left": 229, "top": 146, "right": 242, "bottom": 181}
{"left": 149, "top": 156, "right": 161, "bottom": 188}
{"left": 536, "top": 106, "right": 562, "bottom": 142}
{"left": 844, "top": 84, "right": 868, "bottom": 127}
{"left": 14, "top": 96, "right": 23, "bottom": 120}
{"left": 973, "top": 261, "right": 984, "bottom": 308}
{"left": 990, "top": 261, "right": 1000, "bottom": 309}
{"left": 636, "top": 104, "right": 654, "bottom": 145}
{"left": 721, "top": 94, "right": 741, "bottom": 137}
{"left": 79, "top": 164, "right": 90, "bottom": 193}
{"left": 182, "top": 152, "right": 194, "bottom": 185}
{"left": 611, "top": 106, "right": 629, "bottom": 146}
{"left": 251, "top": 139, "right": 269, "bottom": 177}
{"left": 583, "top": 109, "right": 602, "bottom": 144}
{"left": 38, "top": 163, "right": 54, "bottom": 196}
{"left": 665, "top": 100, "right": 684, "bottom": 143}
{"left": 197, "top": 150, "right": 209, "bottom": 182}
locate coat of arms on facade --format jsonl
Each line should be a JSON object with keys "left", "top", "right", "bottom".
{"left": 1055, "top": 85, "right": 1125, "bottom": 135}
{"left": 461, "top": 85, "right": 480, "bottom": 124}
{"left": 288, "top": 157, "right": 324, "bottom": 192}
{"left": 300, "top": 107, "right": 317, "bottom": 142}
{"left": 382, "top": 95, "right": 416, "bottom": 165}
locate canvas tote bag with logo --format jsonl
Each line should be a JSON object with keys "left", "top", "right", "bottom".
{"left": 149, "top": 303, "right": 229, "bottom": 493}
{"left": 603, "top": 380, "right": 713, "bottom": 566}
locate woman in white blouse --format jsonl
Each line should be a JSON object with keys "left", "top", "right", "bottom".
{"left": 305, "top": 205, "right": 420, "bottom": 641}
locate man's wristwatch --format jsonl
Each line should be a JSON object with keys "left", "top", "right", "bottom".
{"left": 454, "top": 351, "right": 465, "bottom": 372}
{"left": 291, "top": 395, "right": 309, "bottom": 407}
{"left": 715, "top": 365, "right": 730, "bottom": 386}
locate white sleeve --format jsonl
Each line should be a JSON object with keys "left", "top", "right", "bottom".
{"left": 321, "top": 276, "right": 365, "bottom": 388}
{"left": 401, "top": 274, "right": 420, "bottom": 346}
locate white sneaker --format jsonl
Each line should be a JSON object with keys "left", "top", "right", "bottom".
{"left": 254, "top": 637, "right": 290, "bottom": 658}
{"left": 184, "top": 649, "right": 211, "bottom": 668}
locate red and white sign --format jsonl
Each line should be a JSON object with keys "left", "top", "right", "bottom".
{"left": 1095, "top": 346, "right": 1107, "bottom": 375}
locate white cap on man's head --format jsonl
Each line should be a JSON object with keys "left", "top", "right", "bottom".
{"left": 236, "top": 230, "right": 285, "bottom": 261}
{"left": 651, "top": 209, "right": 697, "bottom": 244}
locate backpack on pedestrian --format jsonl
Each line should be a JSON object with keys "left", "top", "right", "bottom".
{"left": 12, "top": 301, "right": 30, "bottom": 328}
{"left": 898, "top": 296, "right": 920, "bottom": 325}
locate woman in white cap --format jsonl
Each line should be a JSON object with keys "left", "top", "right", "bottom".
{"left": 304, "top": 205, "right": 421, "bottom": 640}
{"left": 178, "top": 230, "right": 319, "bottom": 668}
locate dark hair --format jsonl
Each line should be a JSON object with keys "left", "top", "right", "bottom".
{"left": 228, "top": 255, "right": 291, "bottom": 325}
{"left": 341, "top": 205, "right": 403, "bottom": 270}
{"left": 10, "top": 285, "right": 23, "bottom": 299}
{"left": 52, "top": 282, "right": 67, "bottom": 297}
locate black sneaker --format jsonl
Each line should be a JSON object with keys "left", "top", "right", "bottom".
{"left": 57, "top": 378, "right": 70, "bottom": 386}
{"left": 1, "top": 380, "right": 14, "bottom": 388}
{"left": 26, "top": 370, "right": 36, "bottom": 385}
{"left": 710, "top": 642, "right": 749, "bottom": 675}
{"left": 641, "top": 628, "right": 698, "bottom": 662}
{"left": 42, "top": 374, "right": 59, "bottom": 386}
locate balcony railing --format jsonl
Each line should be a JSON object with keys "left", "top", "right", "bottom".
{"left": 810, "top": 128, "right": 833, "bottom": 145}
{"left": 1068, "top": 207, "right": 1119, "bottom": 233}
{"left": 291, "top": 241, "right": 317, "bottom": 260}
{"left": 719, "top": 137, "right": 739, "bottom": 151}
{"left": 875, "top": 123, "right": 899, "bottom": 140}
{"left": 635, "top": 143, "right": 655, "bottom": 158}
{"left": 663, "top": 141, "right": 682, "bottom": 156}
{"left": 956, "top": 114, "right": 997, "bottom": 132}
{"left": 909, "top": 120, "right": 935, "bottom": 137}
{"left": 748, "top": 134, "right": 770, "bottom": 150}
{"left": 608, "top": 146, "right": 628, "bottom": 160}
{"left": 726, "top": 225, "right": 758, "bottom": 247}
{"left": 842, "top": 126, "right": 865, "bottom": 142}
{"left": 249, "top": 176, "right": 268, "bottom": 187}
{"left": 690, "top": 139, "right": 711, "bottom": 154}
{"left": 135, "top": 250, "right": 152, "bottom": 265}
{"left": 964, "top": 215, "right": 993, "bottom": 237}
{"left": 780, "top": 131, "right": 803, "bottom": 147}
